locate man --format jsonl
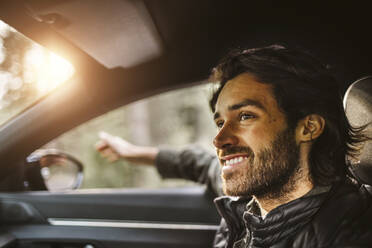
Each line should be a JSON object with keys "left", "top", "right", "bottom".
{"left": 209, "top": 45, "right": 371, "bottom": 247}
{"left": 98, "top": 45, "right": 372, "bottom": 247}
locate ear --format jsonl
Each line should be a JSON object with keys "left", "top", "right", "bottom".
{"left": 296, "top": 114, "right": 325, "bottom": 143}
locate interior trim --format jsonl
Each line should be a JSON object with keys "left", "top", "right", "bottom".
{"left": 48, "top": 218, "right": 219, "bottom": 231}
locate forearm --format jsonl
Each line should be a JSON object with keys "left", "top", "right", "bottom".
{"left": 155, "top": 146, "right": 223, "bottom": 196}
{"left": 121, "top": 146, "right": 159, "bottom": 165}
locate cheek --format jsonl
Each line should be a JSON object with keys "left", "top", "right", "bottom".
{"left": 242, "top": 126, "right": 269, "bottom": 148}
{"left": 238, "top": 111, "right": 287, "bottom": 149}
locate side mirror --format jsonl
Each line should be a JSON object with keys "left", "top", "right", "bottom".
{"left": 25, "top": 149, "right": 83, "bottom": 191}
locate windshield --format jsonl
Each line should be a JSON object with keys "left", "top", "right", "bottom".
{"left": 0, "top": 20, "right": 74, "bottom": 126}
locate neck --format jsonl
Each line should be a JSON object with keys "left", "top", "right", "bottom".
{"left": 255, "top": 151, "right": 313, "bottom": 214}
{"left": 255, "top": 176, "right": 313, "bottom": 214}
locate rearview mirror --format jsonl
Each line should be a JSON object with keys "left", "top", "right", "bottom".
{"left": 25, "top": 149, "right": 83, "bottom": 191}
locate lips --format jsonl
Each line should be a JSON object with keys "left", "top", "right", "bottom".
{"left": 223, "top": 156, "right": 248, "bottom": 166}
{"left": 220, "top": 154, "right": 250, "bottom": 167}
{"left": 218, "top": 146, "right": 253, "bottom": 167}
{"left": 220, "top": 154, "right": 250, "bottom": 175}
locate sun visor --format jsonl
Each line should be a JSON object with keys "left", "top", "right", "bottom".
{"left": 28, "top": 0, "right": 164, "bottom": 68}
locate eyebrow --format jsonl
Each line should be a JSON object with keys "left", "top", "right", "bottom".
{"left": 229, "top": 99, "right": 266, "bottom": 111}
{"left": 213, "top": 99, "right": 266, "bottom": 120}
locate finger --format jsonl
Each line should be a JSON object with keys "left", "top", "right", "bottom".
{"left": 99, "top": 131, "right": 123, "bottom": 150}
{"left": 95, "top": 140, "right": 108, "bottom": 151}
{"left": 100, "top": 148, "right": 115, "bottom": 157}
{"left": 107, "top": 153, "right": 120, "bottom": 162}
{"left": 99, "top": 148, "right": 120, "bottom": 162}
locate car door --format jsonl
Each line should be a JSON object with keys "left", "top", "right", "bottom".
{"left": 0, "top": 187, "right": 220, "bottom": 248}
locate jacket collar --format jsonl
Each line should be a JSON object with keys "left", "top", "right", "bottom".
{"left": 214, "top": 186, "right": 332, "bottom": 247}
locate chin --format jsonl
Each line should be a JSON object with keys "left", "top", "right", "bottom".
{"left": 222, "top": 179, "right": 250, "bottom": 196}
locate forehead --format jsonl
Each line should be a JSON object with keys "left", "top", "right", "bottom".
{"left": 215, "top": 73, "right": 278, "bottom": 112}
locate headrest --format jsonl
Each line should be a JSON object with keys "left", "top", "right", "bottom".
{"left": 344, "top": 76, "right": 372, "bottom": 184}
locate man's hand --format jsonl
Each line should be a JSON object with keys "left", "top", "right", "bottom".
{"left": 95, "top": 131, "right": 159, "bottom": 165}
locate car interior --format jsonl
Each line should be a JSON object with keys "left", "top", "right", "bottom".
{"left": 0, "top": 1, "right": 371, "bottom": 247}
{"left": 344, "top": 76, "right": 372, "bottom": 191}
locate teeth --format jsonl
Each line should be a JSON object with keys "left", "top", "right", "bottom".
{"left": 224, "top": 156, "right": 247, "bottom": 166}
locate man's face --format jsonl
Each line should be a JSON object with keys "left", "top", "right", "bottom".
{"left": 213, "top": 73, "right": 300, "bottom": 197}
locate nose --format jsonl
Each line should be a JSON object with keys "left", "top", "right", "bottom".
{"left": 213, "top": 124, "right": 239, "bottom": 149}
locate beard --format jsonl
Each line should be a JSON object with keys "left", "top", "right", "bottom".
{"left": 221, "top": 128, "right": 300, "bottom": 198}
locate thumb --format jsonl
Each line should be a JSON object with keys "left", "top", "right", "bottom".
{"left": 99, "top": 131, "right": 114, "bottom": 143}
{"left": 98, "top": 131, "right": 127, "bottom": 153}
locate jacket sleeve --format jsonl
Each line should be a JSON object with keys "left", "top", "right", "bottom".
{"left": 155, "top": 146, "right": 223, "bottom": 196}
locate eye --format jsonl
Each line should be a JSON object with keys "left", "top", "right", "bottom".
{"left": 215, "top": 120, "right": 224, "bottom": 129}
{"left": 239, "top": 112, "right": 256, "bottom": 121}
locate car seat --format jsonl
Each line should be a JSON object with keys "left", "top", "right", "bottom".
{"left": 344, "top": 76, "right": 372, "bottom": 188}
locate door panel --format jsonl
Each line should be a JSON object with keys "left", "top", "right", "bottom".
{"left": 0, "top": 187, "right": 220, "bottom": 248}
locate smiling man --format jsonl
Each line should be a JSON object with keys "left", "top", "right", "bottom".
{"left": 210, "top": 45, "right": 372, "bottom": 247}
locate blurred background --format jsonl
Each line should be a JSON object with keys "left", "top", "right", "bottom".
{"left": 0, "top": 20, "right": 217, "bottom": 190}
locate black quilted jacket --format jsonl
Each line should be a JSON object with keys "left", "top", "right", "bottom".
{"left": 156, "top": 148, "right": 372, "bottom": 247}
{"left": 213, "top": 181, "right": 372, "bottom": 248}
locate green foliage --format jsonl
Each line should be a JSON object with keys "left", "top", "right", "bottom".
{"left": 44, "top": 85, "right": 216, "bottom": 189}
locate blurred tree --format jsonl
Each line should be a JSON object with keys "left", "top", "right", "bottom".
{"left": 0, "top": 20, "right": 35, "bottom": 123}
{"left": 0, "top": 20, "right": 74, "bottom": 126}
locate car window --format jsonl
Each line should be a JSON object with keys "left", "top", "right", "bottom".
{"left": 42, "top": 83, "right": 217, "bottom": 189}
{"left": 0, "top": 20, "right": 74, "bottom": 126}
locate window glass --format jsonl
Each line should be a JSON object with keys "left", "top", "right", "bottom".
{"left": 43, "top": 84, "right": 217, "bottom": 189}
{"left": 0, "top": 20, "right": 74, "bottom": 126}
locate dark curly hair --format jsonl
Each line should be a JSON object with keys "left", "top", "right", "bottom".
{"left": 209, "top": 45, "right": 369, "bottom": 186}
